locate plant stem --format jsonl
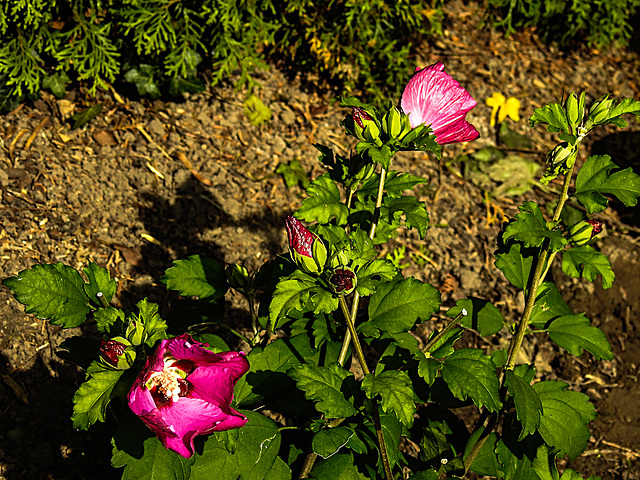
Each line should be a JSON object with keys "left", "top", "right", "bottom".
{"left": 422, "top": 310, "right": 467, "bottom": 355}
{"left": 504, "top": 162, "right": 576, "bottom": 370}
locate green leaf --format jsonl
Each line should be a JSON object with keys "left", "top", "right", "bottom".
{"left": 131, "top": 298, "right": 167, "bottom": 347}
{"left": 161, "top": 255, "right": 229, "bottom": 302}
{"left": 361, "top": 370, "right": 416, "bottom": 427}
{"left": 355, "top": 259, "right": 397, "bottom": 296}
{"left": 112, "top": 419, "right": 194, "bottom": 480}
{"left": 190, "top": 411, "right": 281, "bottom": 480}
{"left": 529, "top": 101, "right": 570, "bottom": 133}
{"left": 466, "top": 432, "right": 502, "bottom": 477}
{"left": 3, "top": 263, "right": 91, "bottom": 328}
{"left": 71, "top": 104, "right": 103, "bottom": 129}
{"left": 495, "top": 242, "right": 535, "bottom": 290}
{"left": 42, "top": 72, "right": 70, "bottom": 98}
{"left": 169, "top": 76, "right": 205, "bottom": 96}
{"left": 234, "top": 336, "right": 315, "bottom": 406}
{"left": 562, "top": 245, "right": 615, "bottom": 289}
{"left": 83, "top": 262, "right": 116, "bottom": 305}
{"left": 440, "top": 349, "right": 502, "bottom": 412}
{"left": 574, "top": 155, "right": 640, "bottom": 213}
{"left": 495, "top": 438, "right": 539, "bottom": 480}
{"left": 407, "top": 470, "right": 438, "bottom": 480}
{"left": 530, "top": 282, "right": 573, "bottom": 329}
{"left": 384, "top": 196, "right": 430, "bottom": 238}
{"left": 547, "top": 314, "right": 613, "bottom": 360}
{"left": 357, "top": 171, "right": 428, "bottom": 200}
{"left": 312, "top": 427, "right": 355, "bottom": 458}
{"left": 418, "top": 356, "right": 443, "bottom": 385}
{"left": 94, "top": 306, "right": 125, "bottom": 333}
{"left": 276, "top": 159, "right": 310, "bottom": 189}
{"left": 533, "top": 381, "right": 596, "bottom": 460}
{"left": 366, "top": 277, "right": 440, "bottom": 335}
{"left": 72, "top": 361, "right": 124, "bottom": 430}
{"left": 289, "top": 363, "right": 356, "bottom": 418}
{"left": 268, "top": 270, "right": 338, "bottom": 331}
{"left": 309, "top": 453, "right": 368, "bottom": 480}
{"left": 243, "top": 94, "right": 272, "bottom": 126}
{"left": 124, "top": 65, "right": 161, "bottom": 99}
{"left": 503, "top": 202, "right": 567, "bottom": 252}
{"left": 424, "top": 328, "right": 463, "bottom": 359}
{"left": 264, "top": 457, "right": 291, "bottom": 480}
{"left": 446, "top": 298, "right": 505, "bottom": 336}
{"left": 505, "top": 370, "right": 543, "bottom": 440}
{"left": 297, "top": 174, "right": 349, "bottom": 225}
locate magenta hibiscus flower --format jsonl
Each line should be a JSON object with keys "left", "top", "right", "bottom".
{"left": 401, "top": 62, "right": 479, "bottom": 145}
{"left": 128, "top": 334, "right": 249, "bottom": 458}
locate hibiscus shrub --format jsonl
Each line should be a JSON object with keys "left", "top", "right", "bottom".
{"left": 4, "top": 66, "right": 640, "bottom": 480}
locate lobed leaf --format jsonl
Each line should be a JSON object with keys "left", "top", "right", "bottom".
{"left": 505, "top": 371, "right": 542, "bottom": 440}
{"left": 440, "top": 349, "right": 502, "bottom": 412}
{"left": 161, "top": 255, "right": 229, "bottom": 302}
{"left": 361, "top": 370, "right": 416, "bottom": 427}
{"left": 312, "top": 427, "right": 355, "bottom": 458}
{"left": 574, "top": 155, "right": 640, "bottom": 213}
{"left": 3, "top": 263, "right": 91, "bottom": 328}
{"left": 446, "top": 298, "right": 505, "bottom": 336}
{"left": 503, "top": 201, "right": 567, "bottom": 252}
{"left": 132, "top": 298, "right": 168, "bottom": 347}
{"left": 530, "top": 281, "right": 573, "bottom": 329}
{"left": 289, "top": 364, "right": 356, "bottom": 418}
{"left": 297, "top": 174, "right": 349, "bottom": 225}
{"left": 309, "top": 452, "right": 368, "bottom": 480}
{"left": 72, "top": 361, "right": 124, "bottom": 430}
{"left": 529, "top": 101, "right": 570, "bottom": 133}
{"left": 384, "top": 196, "right": 430, "bottom": 238}
{"left": 562, "top": 245, "right": 615, "bottom": 289}
{"left": 355, "top": 259, "right": 397, "bottom": 296}
{"left": 494, "top": 242, "right": 535, "bottom": 290}
{"left": 547, "top": 314, "right": 613, "bottom": 360}
{"left": 83, "top": 262, "right": 117, "bottom": 305}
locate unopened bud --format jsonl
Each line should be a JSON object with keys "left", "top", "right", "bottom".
{"left": 352, "top": 107, "right": 382, "bottom": 146}
{"left": 125, "top": 319, "right": 147, "bottom": 346}
{"left": 99, "top": 336, "right": 136, "bottom": 370}
{"left": 329, "top": 268, "right": 357, "bottom": 295}
{"left": 285, "top": 216, "right": 327, "bottom": 274}
{"left": 565, "top": 92, "right": 582, "bottom": 128}
{"left": 568, "top": 220, "right": 603, "bottom": 246}
{"left": 383, "top": 106, "right": 411, "bottom": 140}
{"left": 546, "top": 142, "right": 576, "bottom": 169}
{"left": 226, "top": 264, "right": 251, "bottom": 291}
{"left": 587, "top": 95, "right": 614, "bottom": 125}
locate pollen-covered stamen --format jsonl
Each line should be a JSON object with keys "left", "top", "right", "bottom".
{"left": 145, "top": 357, "right": 194, "bottom": 407}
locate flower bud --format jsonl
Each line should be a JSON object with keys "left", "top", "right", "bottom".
{"left": 352, "top": 107, "right": 382, "bottom": 146}
{"left": 329, "top": 268, "right": 357, "bottom": 295}
{"left": 565, "top": 92, "right": 582, "bottom": 128}
{"left": 383, "top": 106, "right": 412, "bottom": 140}
{"left": 587, "top": 95, "right": 614, "bottom": 125}
{"left": 99, "top": 336, "right": 136, "bottom": 370}
{"left": 125, "top": 319, "right": 148, "bottom": 346}
{"left": 546, "top": 142, "right": 576, "bottom": 169}
{"left": 568, "top": 220, "right": 603, "bottom": 246}
{"left": 226, "top": 264, "right": 251, "bottom": 292}
{"left": 285, "top": 216, "right": 327, "bottom": 274}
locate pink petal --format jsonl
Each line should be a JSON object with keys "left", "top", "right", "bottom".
{"left": 401, "top": 62, "right": 479, "bottom": 145}
{"left": 186, "top": 358, "right": 247, "bottom": 406}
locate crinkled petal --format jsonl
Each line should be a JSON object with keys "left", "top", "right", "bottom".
{"left": 401, "top": 62, "right": 479, "bottom": 145}
{"left": 128, "top": 381, "right": 157, "bottom": 417}
{"left": 138, "top": 397, "right": 247, "bottom": 458}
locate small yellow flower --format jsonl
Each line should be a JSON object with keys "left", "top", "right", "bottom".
{"left": 486, "top": 93, "right": 521, "bottom": 126}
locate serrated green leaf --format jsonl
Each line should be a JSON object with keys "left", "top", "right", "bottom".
{"left": 505, "top": 371, "right": 542, "bottom": 440}
{"left": 495, "top": 242, "right": 535, "bottom": 290}
{"left": 71, "top": 104, "right": 103, "bottom": 129}
{"left": 268, "top": 270, "right": 338, "bottom": 331}
{"left": 297, "top": 174, "right": 349, "bottom": 225}
{"left": 276, "top": 159, "right": 310, "bottom": 189}
{"left": 446, "top": 298, "right": 505, "bottom": 336}
{"left": 367, "top": 277, "right": 440, "bottom": 335}
{"left": 309, "top": 452, "right": 369, "bottom": 480}
{"left": 547, "top": 314, "right": 613, "bottom": 360}
{"left": 574, "top": 155, "right": 640, "bottom": 213}
{"left": 407, "top": 470, "right": 438, "bottom": 480}
{"left": 530, "top": 282, "right": 573, "bottom": 329}
{"left": 264, "top": 457, "right": 291, "bottom": 480}
{"left": 358, "top": 171, "right": 428, "bottom": 200}
{"left": 312, "top": 427, "right": 354, "bottom": 458}
{"left": 424, "top": 327, "right": 463, "bottom": 359}
{"left": 112, "top": 419, "right": 194, "bottom": 480}
{"left": 83, "top": 262, "right": 116, "bottom": 305}
{"left": 466, "top": 432, "right": 502, "bottom": 477}
{"left": 94, "top": 306, "right": 125, "bottom": 333}
{"left": 420, "top": 425, "right": 454, "bottom": 463}
{"left": 531, "top": 444, "right": 560, "bottom": 480}
{"left": 533, "top": 381, "right": 596, "bottom": 460}
{"left": 355, "top": 259, "right": 397, "bottom": 296}
{"left": 441, "top": 349, "right": 502, "bottom": 412}
{"left": 529, "top": 102, "right": 570, "bottom": 133}
{"left": 495, "top": 438, "right": 539, "bottom": 480}
{"left": 190, "top": 411, "right": 280, "bottom": 480}
{"left": 562, "top": 245, "right": 615, "bottom": 289}
{"left": 161, "top": 255, "right": 229, "bottom": 302}
{"left": 362, "top": 370, "right": 416, "bottom": 427}
{"left": 132, "top": 298, "right": 167, "bottom": 347}
{"left": 384, "top": 196, "right": 430, "bottom": 238}
{"left": 72, "top": 361, "right": 124, "bottom": 430}
{"left": 42, "top": 72, "right": 70, "bottom": 98}
{"left": 417, "top": 356, "right": 443, "bottom": 385}
{"left": 289, "top": 363, "right": 356, "bottom": 418}
{"left": 124, "top": 65, "right": 161, "bottom": 99}
{"left": 503, "top": 202, "right": 567, "bottom": 251}
{"left": 3, "top": 263, "right": 91, "bottom": 328}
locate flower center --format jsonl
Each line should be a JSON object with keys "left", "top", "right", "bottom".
{"left": 145, "top": 357, "right": 194, "bottom": 407}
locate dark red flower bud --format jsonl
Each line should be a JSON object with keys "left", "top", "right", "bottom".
{"left": 285, "top": 215, "right": 314, "bottom": 258}
{"left": 586, "top": 219, "right": 603, "bottom": 237}
{"left": 100, "top": 339, "right": 126, "bottom": 366}
{"left": 330, "top": 268, "right": 356, "bottom": 294}
{"left": 352, "top": 107, "right": 373, "bottom": 129}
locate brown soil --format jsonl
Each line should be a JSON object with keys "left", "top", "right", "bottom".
{"left": 1, "top": 3, "right": 640, "bottom": 479}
